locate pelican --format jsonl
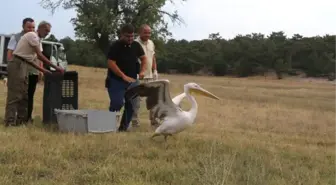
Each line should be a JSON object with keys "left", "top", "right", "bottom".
{"left": 172, "top": 92, "right": 187, "bottom": 105}
{"left": 125, "top": 79, "right": 220, "bottom": 140}
{"left": 149, "top": 92, "right": 186, "bottom": 126}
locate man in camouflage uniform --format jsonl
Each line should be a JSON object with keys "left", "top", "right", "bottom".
{"left": 4, "top": 21, "right": 64, "bottom": 126}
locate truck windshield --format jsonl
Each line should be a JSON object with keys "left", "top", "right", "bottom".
{"left": 56, "top": 46, "right": 67, "bottom": 70}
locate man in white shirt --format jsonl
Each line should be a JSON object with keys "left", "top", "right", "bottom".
{"left": 131, "top": 24, "right": 158, "bottom": 127}
{"left": 135, "top": 24, "right": 158, "bottom": 81}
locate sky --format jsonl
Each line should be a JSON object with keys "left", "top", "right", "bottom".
{"left": 1, "top": 0, "right": 335, "bottom": 41}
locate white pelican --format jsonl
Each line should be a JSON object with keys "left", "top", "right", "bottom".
{"left": 172, "top": 92, "right": 187, "bottom": 105}
{"left": 125, "top": 79, "right": 220, "bottom": 140}
{"left": 149, "top": 92, "right": 186, "bottom": 126}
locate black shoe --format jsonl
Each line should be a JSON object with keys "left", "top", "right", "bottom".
{"left": 4, "top": 122, "right": 16, "bottom": 127}
{"left": 16, "top": 119, "right": 27, "bottom": 126}
{"left": 118, "top": 126, "right": 129, "bottom": 132}
{"left": 27, "top": 118, "right": 34, "bottom": 124}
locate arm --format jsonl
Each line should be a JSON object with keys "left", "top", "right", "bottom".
{"left": 151, "top": 42, "right": 158, "bottom": 79}
{"left": 39, "top": 44, "right": 44, "bottom": 69}
{"left": 139, "top": 55, "right": 147, "bottom": 74}
{"left": 39, "top": 59, "right": 44, "bottom": 76}
{"left": 152, "top": 54, "right": 157, "bottom": 70}
{"left": 35, "top": 47, "right": 58, "bottom": 69}
{"left": 108, "top": 60, "right": 126, "bottom": 79}
{"left": 6, "top": 35, "right": 17, "bottom": 61}
{"left": 38, "top": 43, "right": 45, "bottom": 73}
{"left": 152, "top": 42, "right": 157, "bottom": 71}
{"left": 37, "top": 59, "right": 44, "bottom": 80}
{"left": 24, "top": 57, "right": 47, "bottom": 73}
{"left": 137, "top": 43, "right": 147, "bottom": 74}
{"left": 40, "top": 60, "right": 43, "bottom": 68}
{"left": 25, "top": 32, "right": 60, "bottom": 72}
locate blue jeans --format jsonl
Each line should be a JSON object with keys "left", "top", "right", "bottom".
{"left": 106, "top": 77, "right": 139, "bottom": 131}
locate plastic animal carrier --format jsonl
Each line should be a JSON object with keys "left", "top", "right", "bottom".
{"left": 60, "top": 71, "right": 78, "bottom": 110}
{"left": 43, "top": 71, "right": 78, "bottom": 124}
{"left": 54, "top": 109, "right": 118, "bottom": 133}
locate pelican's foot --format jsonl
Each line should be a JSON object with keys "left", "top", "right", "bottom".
{"left": 150, "top": 133, "right": 160, "bottom": 140}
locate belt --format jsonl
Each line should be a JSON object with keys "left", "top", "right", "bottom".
{"left": 13, "top": 55, "right": 29, "bottom": 63}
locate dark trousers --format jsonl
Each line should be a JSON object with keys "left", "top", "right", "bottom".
{"left": 28, "top": 74, "right": 39, "bottom": 120}
{"left": 132, "top": 78, "right": 154, "bottom": 123}
{"left": 106, "top": 77, "right": 139, "bottom": 131}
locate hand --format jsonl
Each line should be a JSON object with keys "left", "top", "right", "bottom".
{"left": 42, "top": 68, "right": 52, "bottom": 75}
{"left": 56, "top": 66, "right": 65, "bottom": 74}
{"left": 139, "top": 72, "right": 145, "bottom": 79}
{"left": 122, "top": 75, "right": 136, "bottom": 83}
{"left": 153, "top": 70, "right": 158, "bottom": 80}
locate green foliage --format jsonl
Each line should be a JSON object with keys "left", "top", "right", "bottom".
{"left": 40, "top": 0, "right": 335, "bottom": 79}
{"left": 40, "top": 0, "right": 186, "bottom": 53}
{"left": 57, "top": 32, "right": 335, "bottom": 79}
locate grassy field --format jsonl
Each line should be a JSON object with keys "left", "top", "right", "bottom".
{"left": 0, "top": 65, "right": 335, "bottom": 185}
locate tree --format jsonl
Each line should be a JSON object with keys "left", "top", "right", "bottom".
{"left": 53, "top": 27, "right": 335, "bottom": 80}
{"left": 40, "top": 0, "right": 186, "bottom": 54}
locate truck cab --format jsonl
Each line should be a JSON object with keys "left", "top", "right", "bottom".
{"left": 0, "top": 34, "right": 68, "bottom": 78}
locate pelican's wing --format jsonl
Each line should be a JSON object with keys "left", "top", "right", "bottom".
{"left": 172, "top": 92, "right": 186, "bottom": 106}
{"left": 125, "top": 79, "right": 177, "bottom": 111}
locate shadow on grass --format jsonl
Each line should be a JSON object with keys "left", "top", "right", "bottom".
{"left": 0, "top": 115, "right": 61, "bottom": 134}
{"left": 29, "top": 116, "right": 61, "bottom": 133}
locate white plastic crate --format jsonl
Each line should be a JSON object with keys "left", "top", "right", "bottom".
{"left": 54, "top": 109, "right": 119, "bottom": 133}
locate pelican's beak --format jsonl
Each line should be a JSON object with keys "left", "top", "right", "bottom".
{"left": 190, "top": 87, "right": 220, "bottom": 100}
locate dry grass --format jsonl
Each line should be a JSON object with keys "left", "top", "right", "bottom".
{"left": 0, "top": 65, "right": 335, "bottom": 185}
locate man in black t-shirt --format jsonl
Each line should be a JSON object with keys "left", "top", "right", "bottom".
{"left": 106, "top": 24, "right": 147, "bottom": 132}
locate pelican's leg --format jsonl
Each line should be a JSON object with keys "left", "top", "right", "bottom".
{"left": 151, "top": 133, "right": 160, "bottom": 140}
{"left": 164, "top": 134, "right": 173, "bottom": 142}
{"left": 163, "top": 134, "right": 172, "bottom": 150}
{"left": 164, "top": 135, "right": 168, "bottom": 141}
{"left": 169, "top": 134, "right": 176, "bottom": 140}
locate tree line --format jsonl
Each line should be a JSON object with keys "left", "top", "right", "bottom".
{"left": 47, "top": 32, "right": 335, "bottom": 80}
{"left": 40, "top": 0, "right": 335, "bottom": 80}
